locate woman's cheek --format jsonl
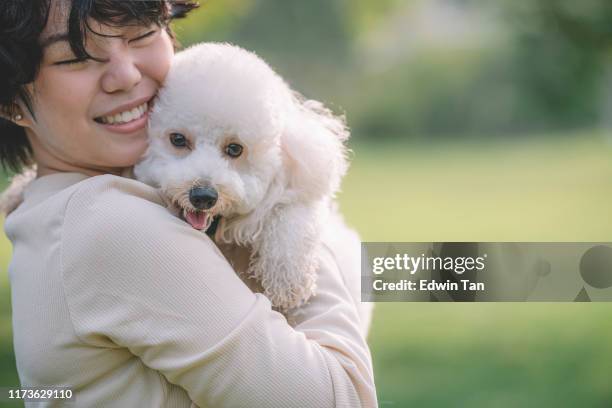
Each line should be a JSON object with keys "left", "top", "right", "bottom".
{"left": 148, "top": 30, "right": 174, "bottom": 84}
{"left": 28, "top": 74, "right": 92, "bottom": 148}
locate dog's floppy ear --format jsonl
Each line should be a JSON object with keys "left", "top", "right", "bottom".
{"left": 281, "top": 94, "right": 349, "bottom": 202}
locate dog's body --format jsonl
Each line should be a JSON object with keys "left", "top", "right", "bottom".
{"left": 1, "top": 43, "right": 372, "bottom": 334}
{"left": 135, "top": 43, "right": 371, "bottom": 331}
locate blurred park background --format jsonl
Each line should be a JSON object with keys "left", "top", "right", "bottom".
{"left": 2, "top": 0, "right": 612, "bottom": 406}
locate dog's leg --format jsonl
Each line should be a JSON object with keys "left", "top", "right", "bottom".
{"left": 248, "top": 202, "right": 323, "bottom": 311}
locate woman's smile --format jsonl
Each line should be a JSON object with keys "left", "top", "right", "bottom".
{"left": 94, "top": 95, "right": 155, "bottom": 134}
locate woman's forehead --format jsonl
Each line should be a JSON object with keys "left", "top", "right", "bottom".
{"left": 40, "top": 0, "right": 148, "bottom": 49}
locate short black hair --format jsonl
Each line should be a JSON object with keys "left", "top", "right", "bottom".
{"left": 0, "top": 0, "right": 198, "bottom": 173}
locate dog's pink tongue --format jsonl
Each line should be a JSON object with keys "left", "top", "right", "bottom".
{"left": 185, "top": 211, "right": 208, "bottom": 230}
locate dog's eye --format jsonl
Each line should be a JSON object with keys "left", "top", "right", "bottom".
{"left": 225, "top": 143, "right": 243, "bottom": 158}
{"left": 169, "top": 133, "right": 188, "bottom": 148}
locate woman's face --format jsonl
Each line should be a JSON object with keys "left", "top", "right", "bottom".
{"left": 19, "top": 1, "right": 174, "bottom": 176}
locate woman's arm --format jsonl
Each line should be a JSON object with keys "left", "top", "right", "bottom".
{"left": 60, "top": 176, "right": 377, "bottom": 407}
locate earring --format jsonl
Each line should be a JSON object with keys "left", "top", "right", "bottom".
{"left": 13, "top": 114, "right": 22, "bottom": 121}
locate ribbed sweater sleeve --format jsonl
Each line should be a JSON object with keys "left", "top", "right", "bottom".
{"left": 58, "top": 175, "right": 377, "bottom": 407}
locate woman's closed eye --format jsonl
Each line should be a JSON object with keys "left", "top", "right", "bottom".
{"left": 51, "top": 28, "right": 159, "bottom": 65}
{"left": 53, "top": 57, "right": 90, "bottom": 66}
{"left": 53, "top": 54, "right": 110, "bottom": 66}
{"left": 50, "top": 47, "right": 104, "bottom": 66}
{"left": 128, "top": 28, "right": 159, "bottom": 45}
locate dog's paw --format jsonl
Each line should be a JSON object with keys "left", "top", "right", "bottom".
{"left": 245, "top": 202, "right": 325, "bottom": 311}
{"left": 249, "top": 255, "right": 318, "bottom": 312}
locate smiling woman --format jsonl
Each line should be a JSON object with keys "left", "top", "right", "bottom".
{"left": 0, "top": 0, "right": 195, "bottom": 177}
{"left": 0, "top": 1, "right": 377, "bottom": 407}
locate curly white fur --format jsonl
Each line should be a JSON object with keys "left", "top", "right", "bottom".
{"left": 135, "top": 43, "right": 350, "bottom": 312}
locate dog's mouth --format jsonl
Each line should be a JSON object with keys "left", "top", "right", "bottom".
{"left": 181, "top": 209, "right": 215, "bottom": 231}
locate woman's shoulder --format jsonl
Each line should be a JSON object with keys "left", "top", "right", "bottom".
{"left": 65, "top": 173, "right": 166, "bottom": 214}
{"left": 60, "top": 173, "right": 210, "bottom": 269}
{"left": 5, "top": 172, "right": 169, "bottom": 241}
{"left": 60, "top": 174, "right": 222, "bottom": 290}
{"left": 62, "top": 174, "right": 178, "bottom": 235}
{"left": 8, "top": 172, "right": 165, "bottom": 217}
{"left": 9, "top": 172, "right": 179, "bottom": 240}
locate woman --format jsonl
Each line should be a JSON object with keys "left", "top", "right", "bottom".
{"left": 0, "top": 1, "right": 377, "bottom": 407}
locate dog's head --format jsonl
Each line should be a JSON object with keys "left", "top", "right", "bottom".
{"left": 134, "top": 43, "right": 348, "bottom": 234}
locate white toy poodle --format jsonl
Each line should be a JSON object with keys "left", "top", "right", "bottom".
{"left": 135, "top": 42, "right": 357, "bottom": 313}
{"left": 1, "top": 42, "right": 372, "bottom": 331}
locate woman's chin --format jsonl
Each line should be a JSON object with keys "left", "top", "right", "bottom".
{"left": 103, "top": 141, "right": 149, "bottom": 170}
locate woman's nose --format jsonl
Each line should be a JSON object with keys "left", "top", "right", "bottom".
{"left": 100, "top": 51, "right": 143, "bottom": 94}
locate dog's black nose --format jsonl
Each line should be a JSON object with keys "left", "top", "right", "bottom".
{"left": 189, "top": 187, "right": 218, "bottom": 210}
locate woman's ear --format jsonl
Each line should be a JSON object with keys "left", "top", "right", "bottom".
{"left": 280, "top": 96, "right": 349, "bottom": 201}
{"left": 1, "top": 103, "right": 29, "bottom": 127}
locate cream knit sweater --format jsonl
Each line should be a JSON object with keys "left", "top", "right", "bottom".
{"left": 4, "top": 172, "right": 377, "bottom": 407}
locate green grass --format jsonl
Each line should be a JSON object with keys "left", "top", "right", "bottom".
{"left": 367, "top": 303, "right": 612, "bottom": 407}
{"left": 340, "top": 132, "right": 612, "bottom": 241}
{"left": 1, "top": 132, "right": 612, "bottom": 407}
{"left": 337, "top": 132, "right": 612, "bottom": 406}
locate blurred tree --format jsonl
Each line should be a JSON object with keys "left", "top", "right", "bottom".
{"left": 172, "top": 0, "right": 255, "bottom": 45}
{"left": 341, "top": 0, "right": 411, "bottom": 35}
{"left": 349, "top": 0, "right": 612, "bottom": 139}
{"left": 499, "top": 0, "right": 612, "bottom": 131}
{"left": 172, "top": 0, "right": 612, "bottom": 140}
{"left": 228, "top": 0, "right": 351, "bottom": 96}
{"left": 231, "top": 0, "right": 350, "bottom": 59}
{"left": 174, "top": 0, "right": 363, "bottom": 99}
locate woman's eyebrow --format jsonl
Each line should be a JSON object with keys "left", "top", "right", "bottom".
{"left": 40, "top": 33, "right": 69, "bottom": 49}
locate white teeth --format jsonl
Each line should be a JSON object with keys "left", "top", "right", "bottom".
{"left": 99, "top": 102, "right": 148, "bottom": 125}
